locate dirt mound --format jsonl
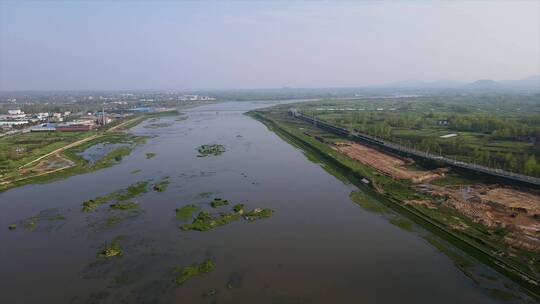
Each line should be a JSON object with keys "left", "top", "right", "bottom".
{"left": 479, "top": 187, "right": 540, "bottom": 217}
{"left": 334, "top": 142, "right": 442, "bottom": 183}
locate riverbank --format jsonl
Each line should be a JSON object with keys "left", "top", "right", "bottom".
{"left": 247, "top": 109, "right": 540, "bottom": 300}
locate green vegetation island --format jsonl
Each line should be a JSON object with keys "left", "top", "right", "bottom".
{"left": 178, "top": 198, "right": 274, "bottom": 231}
{"left": 197, "top": 144, "right": 226, "bottom": 157}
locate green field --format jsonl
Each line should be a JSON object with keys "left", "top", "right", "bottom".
{"left": 293, "top": 94, "right": 540, "bottom": 176}
{"left": 0, "top": 115, "right": 150, "bottom": 192}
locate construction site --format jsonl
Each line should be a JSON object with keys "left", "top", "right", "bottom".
{"left": 331, "top": 140, "right": 540, "bottom": 253}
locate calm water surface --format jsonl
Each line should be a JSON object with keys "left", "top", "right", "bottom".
{"left": 0, "top": 101, "right": 514, "bottom": 303}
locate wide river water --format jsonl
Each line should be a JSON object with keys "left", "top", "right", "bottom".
{"left": 0, "top": 101, "right": 524, "bottom": 303}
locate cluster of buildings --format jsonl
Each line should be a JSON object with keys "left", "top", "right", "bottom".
{"left": 177, "top": 95, "right": 216, "bottom": 101}
{"left": 0, "top": 109, "right": 72, "bottom": 131}
{"left": 30, "top": 111, "right": 123, "bottom": 133}
{"left": 31, "top": 120, "right": 95, "bottom": 132}
{"left": 0, "top": 108, "right": 128, "bottom": 134}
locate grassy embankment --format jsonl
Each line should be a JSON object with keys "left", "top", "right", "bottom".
{"left": 247, "top": 109, "right": 539, "bottom": 299}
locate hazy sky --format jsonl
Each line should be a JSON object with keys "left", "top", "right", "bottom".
{"left": 1, "top": 1, "right": 539, "bottom": 91}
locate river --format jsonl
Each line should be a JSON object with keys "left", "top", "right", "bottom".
{"left": 0, "top": 101, "right": 519, "bottom": 303}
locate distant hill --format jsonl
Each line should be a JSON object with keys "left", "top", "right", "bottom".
{"left": 378, "top": 76, "right": 539, "bottom": 91}
{"left": 463, "top": 79, "right": 502, "bottom": 89}
{"left": 379, "top": 80, "right": 463, "bottom": 89}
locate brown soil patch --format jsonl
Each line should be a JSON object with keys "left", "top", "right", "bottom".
{"left": 334, "top": 142, "right": 442, "bottom": 183}
{"left": 414, "top": 184, "right": 540, "bottom": 252}
{"left": 479, "top": 187, "right": 540, "bottom": 216}
{"left": 22, "top": 154, "right": 73, "bottom": 175}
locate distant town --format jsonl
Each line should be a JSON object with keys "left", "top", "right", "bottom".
{"left": 0, "top": 93, "right": 216, "bottom": 136}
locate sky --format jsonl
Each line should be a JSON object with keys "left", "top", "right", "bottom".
{"left": 0, "top": 0, "right": 539, "bottom": 91}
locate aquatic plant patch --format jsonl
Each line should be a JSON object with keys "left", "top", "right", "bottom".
{"left": 109, "top": 201, "right": 139, "bottom": 210}
{"left": 197, "top": 144, "right": 225, "bottom": 157}
{"left": 115, "top": 181, "right": 150, "bottom": 201}
{"left": 20, "top": 208, "right": 67, "bottom": 231}
{"left": 145, "top": 152, "right": 156, "bottom": 159}
{"left": 152, "top": 179, "right": 170, "bottom": 192}
{"left": 172, "top": 259, "right": 214, "bottom": 285}
{"left": 180, "top": 211, "right": 240, "bottom": 231}
{"left": 81, "top": 181, "right": 150, "bottom": 212}
{"left": 210, "top": 198, "right": 229, "bottom": 208}
{"left": 175, "top": 204, "right": 201, "bottom": 221}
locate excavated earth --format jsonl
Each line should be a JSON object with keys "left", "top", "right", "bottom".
{"left": 333, "top": 141, "right": 442, "bottom": 183}
{"left": 332, "top": 141, "right": 540, "bottom": 253}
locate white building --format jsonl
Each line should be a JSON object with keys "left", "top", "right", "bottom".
{"left": 0, "top": 121, "right": 28, "bottom": 126}
{"left": 8, "top": 109, "right": 23, "bottom": 115}
{"left": 35, "top": 113, "right": 49, "bottom": 120}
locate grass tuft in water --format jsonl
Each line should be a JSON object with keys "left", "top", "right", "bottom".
{"left": 152, "top": 179, "right": 170, "bottom": 192}
{"left": 210, "top": 198, "right": 229, "bottom": 208}
{"left": 233, "top": 204, "right": 245, "bottom": 214}
{"left": 97, "top": 236, "right": 123, "bottom": 258}
{"left": 243, "top": 208, "right": 273, "bottom": 221}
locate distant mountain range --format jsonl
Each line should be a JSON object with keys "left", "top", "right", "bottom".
{"left": 380, "top": 75, "right": 540, "bottom": 91}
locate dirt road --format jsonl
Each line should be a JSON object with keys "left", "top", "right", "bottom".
{"left": 18, "top": 134, "right": 99, "bottom": 170}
